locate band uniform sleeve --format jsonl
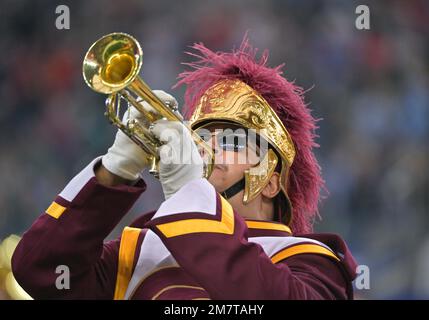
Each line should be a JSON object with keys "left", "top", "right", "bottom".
{"left": 11, "top": 157, "right": 147, "bottom": 299}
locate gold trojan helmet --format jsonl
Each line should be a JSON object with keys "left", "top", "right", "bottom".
{"left": 189, "top": 79, "right": 296, "bottom": 225}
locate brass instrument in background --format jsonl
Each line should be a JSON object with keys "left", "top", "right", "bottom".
{"left": 0, "top": 235, "right": 32, "bottom": 300}
{"left": 83, "top": 32, "right": 213, "bottom": 178}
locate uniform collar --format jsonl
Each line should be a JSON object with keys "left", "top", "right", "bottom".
{"left": 245, "top": 219, "right": 292, "bottom": 237}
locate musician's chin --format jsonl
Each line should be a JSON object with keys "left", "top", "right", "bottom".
{"left": 208, "top": 168, "right": 228, "bottom": 193}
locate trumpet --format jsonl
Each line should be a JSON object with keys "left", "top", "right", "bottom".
{"left": 82, "top": 32, "right": 213, "bottom": 178}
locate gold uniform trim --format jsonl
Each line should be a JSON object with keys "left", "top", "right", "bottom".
{"left": 245, "top": 220, "right": 291, "bottom": 234}
{"left": 45, "top": 201, "right": 67, "bottom": 219}
{"left": 156, "top": 196, "right": 234, "bottom": 238}
{"left": 271, "top": 243, "right": 340, "bottom": 264}
{"left": 114, "top": 227, "right": 141, "bottom": 300}
{"left": 151, "top": 285, "right": 206, "bottom": 300}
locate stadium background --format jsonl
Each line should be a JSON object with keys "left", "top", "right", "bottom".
{"left": 0, "top": 0, "right": 427, "bottom": 299}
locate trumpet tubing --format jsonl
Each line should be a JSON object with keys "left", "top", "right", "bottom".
{"left": 82, "top": 32, "right": 213, "bottom": 178}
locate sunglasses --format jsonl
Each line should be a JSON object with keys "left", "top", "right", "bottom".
{"left": 217, "top": 131, "right": 248, "bottom": 152}
{"left": 196, "top": 126, "right": 264, "bottom": 155}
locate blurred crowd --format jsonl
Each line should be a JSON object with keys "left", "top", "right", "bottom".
{"left": 0, "top": 0, "right": 427, "bottom": 299}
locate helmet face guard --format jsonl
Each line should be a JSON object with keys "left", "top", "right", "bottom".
{"left": 189, "top": 79, "right": 295, "bottom": 225}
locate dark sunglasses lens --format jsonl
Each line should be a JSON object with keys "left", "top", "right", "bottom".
{"left": 218, "top": 133, "right": 247, "bottom": 152}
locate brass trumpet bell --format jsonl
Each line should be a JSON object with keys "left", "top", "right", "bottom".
{"left": 83, "top": 33, "right": 142, "bottom": 94}
{"left": 82, "top": 32, "right": 213, "bottom": 178}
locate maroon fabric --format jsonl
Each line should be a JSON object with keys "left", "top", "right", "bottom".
{"left": 12, "top": 176, "right": 356, "bottom": 300}
{"left": 129, "top": 267, "right": 210, "bottom": 300}
{"left": 12, "top": 177, "right": 147, "bottom": 299}
{"left": 145, "top": 193, "right": 355, "bottom": 300}
{"left": 247, "top": 228, "right": 291, "bottom": 238}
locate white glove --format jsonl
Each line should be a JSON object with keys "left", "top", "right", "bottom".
{"left": 151, "top": 119, "right": 204, "bottom": 199}
{"left": 102, "top": 90, "right": 178, "bottom": 181}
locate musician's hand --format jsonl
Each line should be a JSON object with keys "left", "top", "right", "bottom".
{"left": 138, "top": 90, "right": 182, "bottom": 121}
{"left": 101, "top": 90, "right": 177, "bottom": 182}
{"left": 151, "top": 119, "right": 204, "bottom": 199}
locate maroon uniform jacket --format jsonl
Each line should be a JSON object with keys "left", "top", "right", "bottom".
{"left": 12, "top": 158, "right": 357, "bottom": 300}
